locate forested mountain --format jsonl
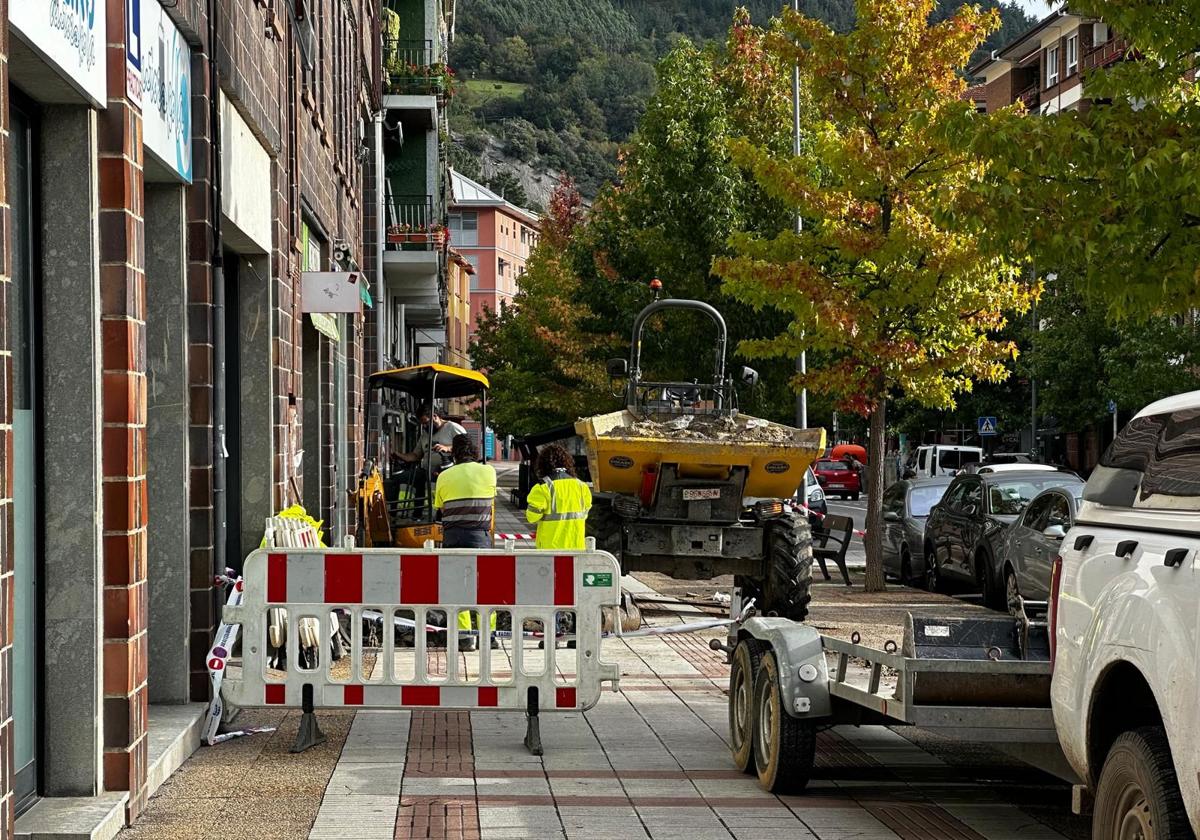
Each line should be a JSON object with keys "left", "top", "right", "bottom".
{"left": 449, "top": 0, "right": 1038, "bottom": 203}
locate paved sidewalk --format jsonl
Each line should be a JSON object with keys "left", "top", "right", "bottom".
{"left": 120, "top": 486, "right": 1088, "bottom": 840}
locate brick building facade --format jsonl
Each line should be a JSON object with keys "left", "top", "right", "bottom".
{"left": 0, "top": 0, "right": 381, "bottom": 831}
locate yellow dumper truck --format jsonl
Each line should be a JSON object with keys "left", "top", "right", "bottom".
{"left": 575, "top": 299, "right": 825, "bottom": 621}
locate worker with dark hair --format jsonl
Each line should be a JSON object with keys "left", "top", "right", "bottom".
{"left": 526, "top": 444, "right": 591, "bottom": 550}
{"left": 434, "top": 433, "right": 497, "bottom": 650}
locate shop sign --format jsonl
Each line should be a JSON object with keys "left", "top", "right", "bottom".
{"left": 138, "top": 0, "right": 192, "bottom": 181}
{"left": 11, "top": 0, "right": 108, "bottom": 107}
{"left": 302, "top": 272, "right": 364, "bottom": 315}
{"left": 124, "top": 0, "right": 141, "bottom": 106}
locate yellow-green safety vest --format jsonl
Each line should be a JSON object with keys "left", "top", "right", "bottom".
{"left": 526, "top": 472, "right": 592, "bottom": 550}
{"left": 434, "top": 461, "right": 497, "bottom": 529}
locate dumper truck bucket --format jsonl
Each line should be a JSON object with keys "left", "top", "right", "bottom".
{"left": 575, "top": 410, "right": 825, "bottom": 499}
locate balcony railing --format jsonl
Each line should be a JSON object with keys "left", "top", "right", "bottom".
{"left": 385, "top": 194, "right": 444, "bottom": 251}
{"left": 382, "top": 38, "right": 450, "bottom": 97}
{"left": 1015, "top": 82, "right": 1040, "bottom": 110}
{"left": 1083, "top": 36, "right": 1130, "bottom": 72}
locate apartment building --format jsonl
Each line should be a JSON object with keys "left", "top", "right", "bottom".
{"left": 970, "top": 9, "right": 1126, "bottom": 114}
{"left": 447, "top": 169, "right": 541, "bottom": 340}
{"left": 1, "top": 0, "right": 379, "bottom": 832}
{"left": 371, "top": 0, "right": 455, "bottom": 375}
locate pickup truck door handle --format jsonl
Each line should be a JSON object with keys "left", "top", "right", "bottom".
{"left": 1073, "top": 535, "right": 1094, "bottom": 551}
{"left": 1164, "top": 548, "right": 1189, "bottom": 568}
{"left": 1116, "top": 539, "right": 1139, "bottom": 559}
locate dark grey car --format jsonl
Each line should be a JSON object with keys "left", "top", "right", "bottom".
{"left": 880, "top": 477, "right": 952, "bottom": 585}
{"left": 996, "top": 486, "right": 1083, "bottom": 612}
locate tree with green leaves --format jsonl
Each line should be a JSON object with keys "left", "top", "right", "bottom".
{"left": 964, "top": 0, "right": 1200, "bottom": 321}
{"left": 470, "top": 178, "right": 622, "bottom": 436}
{"left": 716, "top": 0, "right": 1036, "bottom": 591}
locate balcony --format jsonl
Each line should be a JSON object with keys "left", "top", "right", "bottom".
{"left": 385, "top": 194, "right": 444, "bottom": 252}
{"left": 1084, "top": 37, "right": 1131, "bottom": 72}
{"left": 1015, "top": 83, "right": 1040, "bottom": 110}
{"left": 383, "top": 38, "right": 450, "bottom": 98}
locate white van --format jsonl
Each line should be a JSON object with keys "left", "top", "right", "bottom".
{"left": 908, "top": 444, "right": 983, "bottom": 478}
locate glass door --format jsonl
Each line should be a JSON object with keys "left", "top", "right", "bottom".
{"left": 10, "top": 99, "right": 39, "bottom": 812}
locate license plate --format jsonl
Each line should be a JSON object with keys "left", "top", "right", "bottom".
{"left": 682, "top": 488, "right": 721, "bottom": 501}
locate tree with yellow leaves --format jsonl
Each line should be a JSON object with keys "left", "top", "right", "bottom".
{"left": 716, "top": 0, "right": 1037, "bottom": 591}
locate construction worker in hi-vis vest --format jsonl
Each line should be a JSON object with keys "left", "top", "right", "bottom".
{"left": 434, "top": 433, "right": 497, "bottom": 650}
{"left": 526, "top": 444, "right": 592, "bottom": 550}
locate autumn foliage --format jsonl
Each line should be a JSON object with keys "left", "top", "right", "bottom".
{"left": 716, "top": 0, "right": 1037, "bottom": 589}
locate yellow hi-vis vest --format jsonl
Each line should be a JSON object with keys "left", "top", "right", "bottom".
{"left": 526, "top": 472, "right": 592, "bottom": 550}
{"left": 434, "top": 461, "right": 497, "bottom": 530}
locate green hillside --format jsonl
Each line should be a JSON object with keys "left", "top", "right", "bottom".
{"left": 449, "top": 0, "right": 1037, "bottom": 200}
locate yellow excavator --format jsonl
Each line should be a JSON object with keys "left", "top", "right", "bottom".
{"left": 356, "top": 363, "right": 491, "bottom": 548}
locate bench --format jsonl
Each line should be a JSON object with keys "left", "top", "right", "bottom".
{"left": 812, "top": 514, "right": 853, "bottom": 586}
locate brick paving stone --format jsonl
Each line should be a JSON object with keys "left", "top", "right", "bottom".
{"left": 112, "top": 491, "right": 1081, "bottom": 840}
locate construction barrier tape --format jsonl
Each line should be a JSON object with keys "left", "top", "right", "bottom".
{"left": 788, "top": 500, "right": 868, "bottom": 538}
{"left": 203, "top": 576, "right": 276, "bottom": 746}
{"left": 495, "top": 533, "right": 536, "bottom": 541}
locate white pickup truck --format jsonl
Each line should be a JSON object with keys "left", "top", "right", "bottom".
{"left": 723, "top": 392, "right": 1200, "bottom": 838}
{"left": 1052, "top": 390, "right": 1200, "bottom": 838}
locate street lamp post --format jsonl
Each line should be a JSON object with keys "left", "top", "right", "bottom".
{"left": 792, "top": 0, "right": 808, "bottom": 430}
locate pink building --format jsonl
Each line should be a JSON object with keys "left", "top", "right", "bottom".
{"left": 448, "top": 170, "right": 541, "bottom": 340}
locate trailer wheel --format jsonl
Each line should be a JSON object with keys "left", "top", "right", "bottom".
{"left": 729, "top": 639, "right": 767, "bottom": 774}
{"left": 752, "top": 650, "right": 816, "bottom": 794}
{"left": 1093, "top": 727, "right": 1192, "bottom": 840}
{"left": 760, "top": 514, "right": 814, "bottom": 622}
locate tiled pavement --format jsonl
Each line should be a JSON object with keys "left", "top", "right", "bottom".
{"left": 121, "top": 470, "right": 1083, "bottom": 840}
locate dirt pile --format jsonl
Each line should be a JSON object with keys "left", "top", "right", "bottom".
{"left": 602, "top": 413, "right": 796, "bottom": 443}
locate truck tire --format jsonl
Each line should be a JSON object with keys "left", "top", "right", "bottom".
{"left": 760, "top": 515, "right": 814, "bottom": 622}
{"left": 729, "top": 638, "right": 767, "bottom": 774}
{"left": 752, "top": 650, "right": 816, "bottom": 794}
{"left": 1093, "top": 727, "right": 1193, "bottom": 840}
{"left": 586, "top": 500, "right": 624, "bottom": 559}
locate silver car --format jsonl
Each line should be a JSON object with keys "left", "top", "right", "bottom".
{"left": 997, "top": 485, "right": 1082, "bottom": 612}
{"left": 880, "top": 476, "right": 953, "bottom": 585}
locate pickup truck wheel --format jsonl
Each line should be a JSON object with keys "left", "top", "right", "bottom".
{"left": 1093, "top": 727, "right": 1193, "bottom": 840}
{"left": 752, "top": 650, "right": 816, "bottom": 794}
{"left": 729, "top": 639, "right": 767, "bottom": 774}
{"left": 761, "top": 515, "right": 814, "bottom": 622}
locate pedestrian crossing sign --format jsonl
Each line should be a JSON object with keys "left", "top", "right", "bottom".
{"left": 978, "top": 416, "right": 998, "bottom": 436}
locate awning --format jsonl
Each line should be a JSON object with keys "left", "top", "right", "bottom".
{"left": 309, "top": 313, "right": 340, "bottom": 341}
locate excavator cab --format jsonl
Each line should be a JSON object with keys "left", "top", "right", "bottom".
{"left": 357, "top": 363, "right": 490, "bottom": 548}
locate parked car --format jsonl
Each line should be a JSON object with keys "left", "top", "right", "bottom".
{"left": 812, "top": 458, "right": 861, "bottom": 500}
{"left": 880, "top": 476, "right": 952, "bottom": 585}
{"left": 905, "top": 444, "right": 984, "bottom": 478}
{"left": 976, "top": 463, "right": 1063, "bottom": 474}
{"left": 995, "top": 485, "right": 1082, "bottom": 613}
{"left": 923, "top": 468, "right": 1084, "bottom": 607}
{"left": 795, "top": 466, "right": 827, "bottom": 531}
{"left": 1053, "top": 390, "right": 1200, "bottom": 835}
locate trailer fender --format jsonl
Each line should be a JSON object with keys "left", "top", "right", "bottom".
{"left": 740, "top": 617, "right": 832, "bottom": 720}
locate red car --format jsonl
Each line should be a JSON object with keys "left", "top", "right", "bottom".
{"left": 813, "top": 458, "right": 862, "bottom": 500}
